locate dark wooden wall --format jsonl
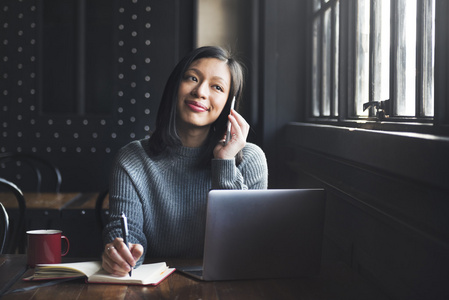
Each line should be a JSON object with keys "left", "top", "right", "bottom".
{"left": 280, "top": 124, "right": 449, "bottom": 300}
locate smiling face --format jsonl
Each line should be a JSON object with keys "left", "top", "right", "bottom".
{"left": 176, "top": 58, "right": 231, "bottom": 131}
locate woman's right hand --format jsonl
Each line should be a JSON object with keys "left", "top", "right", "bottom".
{"left": 102, "top": 237, "right": 143, "bottom": 276}
{"left": 213, "top": 109, "right": 249, "bottom": 160}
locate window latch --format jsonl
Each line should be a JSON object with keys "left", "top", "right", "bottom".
{"left": 363, "top": 99, "right": 390, "bottom": 120}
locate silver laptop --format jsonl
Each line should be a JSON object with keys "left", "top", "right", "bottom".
{"left": 177, "top": 189, "right": 326, "bottom": 281}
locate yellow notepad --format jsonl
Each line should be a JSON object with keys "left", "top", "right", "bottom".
{"left": 25, "top": 261, "right": 175, "bottom": 286}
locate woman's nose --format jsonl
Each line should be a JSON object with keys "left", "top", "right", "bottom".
{"left": 192, "top": 82, "right": 208, "bottom": 99}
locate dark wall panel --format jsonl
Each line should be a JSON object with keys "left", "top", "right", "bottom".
{"left": 258, "top": 0, "right": 307, "bottom": 188}
{"left": 282, "top": 123, "right": 449, "bottom": 300}
{"left": 0, "top": 0, "right": 194, "bottom": 192}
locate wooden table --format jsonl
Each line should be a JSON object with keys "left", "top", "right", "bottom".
{"left": 0, "top": 255, "right": 389, "bottom": 299}
{"left": 1, "top": 193, "right": 82, "bottom": 253}
{"left": 0, "top": 192, "right": 107, "bottom": 257}
{"left": 1, "top": 192, "right": 80, "bottom": 228}
{"left": 0, "top": 193, "right": 81, "bottom": 209}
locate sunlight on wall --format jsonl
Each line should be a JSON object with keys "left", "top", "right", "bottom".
{"left": 196, "top": 0, "right": 239, "bottom": 48}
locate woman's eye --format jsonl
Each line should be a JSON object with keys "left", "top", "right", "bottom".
{"left": 184, "top": 74, "right": 197, "bottom": 82}
{"left": 213, "top": 85, "right": 223, "bottom": 92}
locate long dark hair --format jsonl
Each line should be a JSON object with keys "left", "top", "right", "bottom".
{"left": 147, "top": 46, "right": 245, "bottom": 166}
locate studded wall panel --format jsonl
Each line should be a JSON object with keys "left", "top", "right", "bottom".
{"left": 0, "top": 0, "right": 194, "bottom": 192}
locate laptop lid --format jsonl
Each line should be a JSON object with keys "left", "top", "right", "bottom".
{"left": 179, "top": 189, "right": 325, "bottom": 281}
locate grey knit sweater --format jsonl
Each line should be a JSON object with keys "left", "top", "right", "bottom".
{"left": 103, "top": 139, "right": 268, "bottom": 264}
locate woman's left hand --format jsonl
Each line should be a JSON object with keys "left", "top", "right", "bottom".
{"left": 213, "top": 109, "right": 249, "bottom": 159}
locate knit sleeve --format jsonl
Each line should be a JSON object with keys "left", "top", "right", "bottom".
{"left": 103, "top": 145, "right": 148, "bottom": 267}
{"left": 211, "top": 143, "right": 268, "bottom": 190}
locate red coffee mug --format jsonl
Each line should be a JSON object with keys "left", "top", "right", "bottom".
{"left": 26, "top": 229, "right": 70, "bottom": 267}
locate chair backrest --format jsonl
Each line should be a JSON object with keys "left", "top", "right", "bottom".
{"left": 0, "top": 152, "right": 62, "bottom": 193}
{"left": 0, "top": 202, "right": 9, "bottom": 254}
{"left": 95, "top": 188, "right": 109, "bottom": 231}
{"left": 0, "top": 177, "right": 26, "bottom": 254}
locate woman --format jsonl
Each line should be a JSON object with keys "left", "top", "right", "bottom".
{"left": 102, "top": 46, "right": 268, "bottom": 276}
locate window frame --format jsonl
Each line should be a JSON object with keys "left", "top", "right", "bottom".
{"left": 307, "top": 0, "right": 449, "bottom": 136}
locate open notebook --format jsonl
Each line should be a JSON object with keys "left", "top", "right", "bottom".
{"left": 25, "top": 261, "right": 175, "bottom": 286}
{"left": 177, "top": 189, "right": 326, "bottom": 281}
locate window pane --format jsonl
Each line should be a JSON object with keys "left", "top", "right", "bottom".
{"left": 422, "top": 0, "right": 435, "bottom": 117}
{"left": 313, "top": 0, "right": 321, "bottom": 12}
{"left": 312, "top": 17, "right": 321, "bottom": 117}
{"left": 322, "top": 8, "right": 331, "bottom": 116}
{"left": 372, "top": 0, "right": 390, "bottom": 103}
{"left": 333, "top": 0, "right": 340, "bottom": 116}
{"left": 355, "top": 0, "right": 370, "bottom": 116}
{"left": 395, "top": 0, "right": 416, "bottom": 116}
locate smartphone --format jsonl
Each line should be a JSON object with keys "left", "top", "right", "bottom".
{"left": 224, "top": 96, "right": 236, "bottom": 145}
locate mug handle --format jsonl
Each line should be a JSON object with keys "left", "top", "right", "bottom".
{"left": 61, "top": 235, "right": 70, "bottom": 257}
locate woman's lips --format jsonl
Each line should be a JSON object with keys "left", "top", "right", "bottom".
{"left": 185, "top": 100, "right": 209, "bottom": 112}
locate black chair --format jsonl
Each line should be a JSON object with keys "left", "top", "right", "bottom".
{"left": 0, "top": 152, "right": 62, "bottom": 193}
{"left": 95, "top": 188, "right": 109, "bottom": 231}
{"left": 0, "top": 202, "right": 9, "bottom": 254}
{"left": 0, "top": 177, "right": 26, "bottom": 254}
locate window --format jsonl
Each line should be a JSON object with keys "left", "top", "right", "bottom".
{"left": 311, "top": 0, "right": 340, "bottom": 118}
{"left": 310, "top": 0, "right": 435, "bottom": 123}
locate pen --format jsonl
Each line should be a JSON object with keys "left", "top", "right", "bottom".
{"left": 224, "top": 96, "right": 236, "bottom": 146}
{"left": 120, "top": 212, "right": 132, "bottom": 277}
